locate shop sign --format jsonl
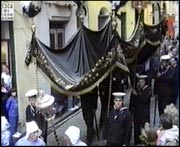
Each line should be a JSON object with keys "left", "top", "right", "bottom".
{"left": 1, "top": 2, "right": 14, "bottom": 21}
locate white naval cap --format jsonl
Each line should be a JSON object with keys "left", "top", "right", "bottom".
{"left": 25, "top": 89, "right": 37, "bottom": 97}
{"left": 136, "top": 74, "right": 148, "bottom": 79}
{"left": 160, "top": 54, "right": 171, "bottom": 60}
{"left": 112, "top": 92, "right": 126, "bottom": 100}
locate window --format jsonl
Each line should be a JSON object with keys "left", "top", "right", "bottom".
{"left": 50, "top": 29, "right": 64, "bottom": 49}
{"left": 49, "top": 21, "right": 65, "bottom": 49}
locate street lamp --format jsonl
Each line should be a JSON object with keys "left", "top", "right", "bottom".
{"left": 35, "top": 93, "right": 56, "bottom": 121}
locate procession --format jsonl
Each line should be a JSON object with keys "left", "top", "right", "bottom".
{"left": 1, "top": 1, "right": 179, "bottom": 146}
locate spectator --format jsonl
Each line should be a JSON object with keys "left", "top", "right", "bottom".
{"left": 15, "top": 121, "right": 45, "bottom": 146}
{"left": 64, "top": 126, "right": 87, "bottom": 146}
{"left": 1, "top": 116, "right": 11, "bottom": 146}
{"left": 156, "top": 113, "right": 179, "bottom": 146}
{"left": 164, "top": 104, "right": 179, "bottom": 126}
{"left": 139, "top": 122, "right": 157, "bottom": 146}
{"left": 6, "top": 88, "right": 19, "bottom": 145}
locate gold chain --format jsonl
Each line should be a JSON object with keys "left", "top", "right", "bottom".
{"left": 35, "top": 58, "right": 40, "bottom": 96}
{"left": 107, "top": 72, "right": 113, "bottom": 118}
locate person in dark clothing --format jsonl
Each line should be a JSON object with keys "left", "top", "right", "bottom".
{"left": 129, "top": 75, "right": 151, "bottom": 145}
{"left": 80, "top": 87, "right": 98, "bottom": 146}
{"left": 154, "top": 55, "right": 174, "bottom": 116}
{"left": 105, "top": 92, "right": 132, "bottom": 146}
{"left": 99, "top": 68, "right": 125, "bottom": 130}
{"left": 25, "top": 89, "right": 48, "bottom": 144}
{"left": 170, "top": 57, "right": 179, "bottom": 105}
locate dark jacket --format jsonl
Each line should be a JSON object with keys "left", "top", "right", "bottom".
{"left": 170, "top": 64, "right": 179, "bottom": 104}
{"left": 129, "top": 85, "right": 151, "bottom": 119}
{"left": 154, "top": 65, "right": 173, "bottom": 97}
{"left": 105, "top": 107, "right": 132, "bottom": 146}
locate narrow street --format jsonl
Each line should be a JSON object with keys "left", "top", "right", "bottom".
{"left": 1, "top": 1, "right": 179, "bottom": 147}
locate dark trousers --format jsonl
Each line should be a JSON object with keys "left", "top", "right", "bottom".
{"left": 82, "top": 109, "right": 95, "bottom": 144}
{"left": 99, "top": 91, "right": 109, "bottom": 129}
{"left": 80, "top": 88, "right": 98, "bottom": 145}
{"left": 158, "top": 95, "right": 171, "bottom": 116}
{"left": 171, "top": 85, "right": 179, "bottom": 105}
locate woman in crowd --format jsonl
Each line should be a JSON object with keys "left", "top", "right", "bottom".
{"left": 64, "top": 126, "right": 87, "bottom": 146}
{"left": 15, "top": 121, "right": 45, "bottom": 146}
{"left": 139, "top": 122, "right": 157, "bottom": 146}
{"left": 156, "top": 113, "right": 179, "bottom": 146}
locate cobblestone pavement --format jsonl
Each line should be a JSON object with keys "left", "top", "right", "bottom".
{"left": 46, "top": 87, "right": 164, "bottom": 146}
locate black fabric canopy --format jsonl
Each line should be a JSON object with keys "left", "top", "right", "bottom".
{"left": 25, "top": 16, "right": 164, "bottom": 96}
{"left": 25, "top": 20, "right": 129, "bottom": 95}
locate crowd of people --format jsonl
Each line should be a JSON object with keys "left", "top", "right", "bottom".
{"left": 1, "top": 35, "right": 179, "bottom": 146}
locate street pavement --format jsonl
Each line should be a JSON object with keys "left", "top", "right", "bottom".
{"left": 47, "top": 87, "right": 162, "bottom": 146}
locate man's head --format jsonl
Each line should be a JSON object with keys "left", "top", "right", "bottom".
{"left": 112, "top": 92, "right": 126, "bottom": 109}
{"left": 25, "top": 89, "right": 37, "bottom": 106}
{"left": 160, "top": 55, "right": 171, "bottom": 67}
{"left": 170, "top": 57, "right": 178, "bottom": 67}
{"left": 171, "top": 48, "right": 178, "bottom": 57}
{"left": 136, "top": 75, "right": 148, "bottom": 89}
